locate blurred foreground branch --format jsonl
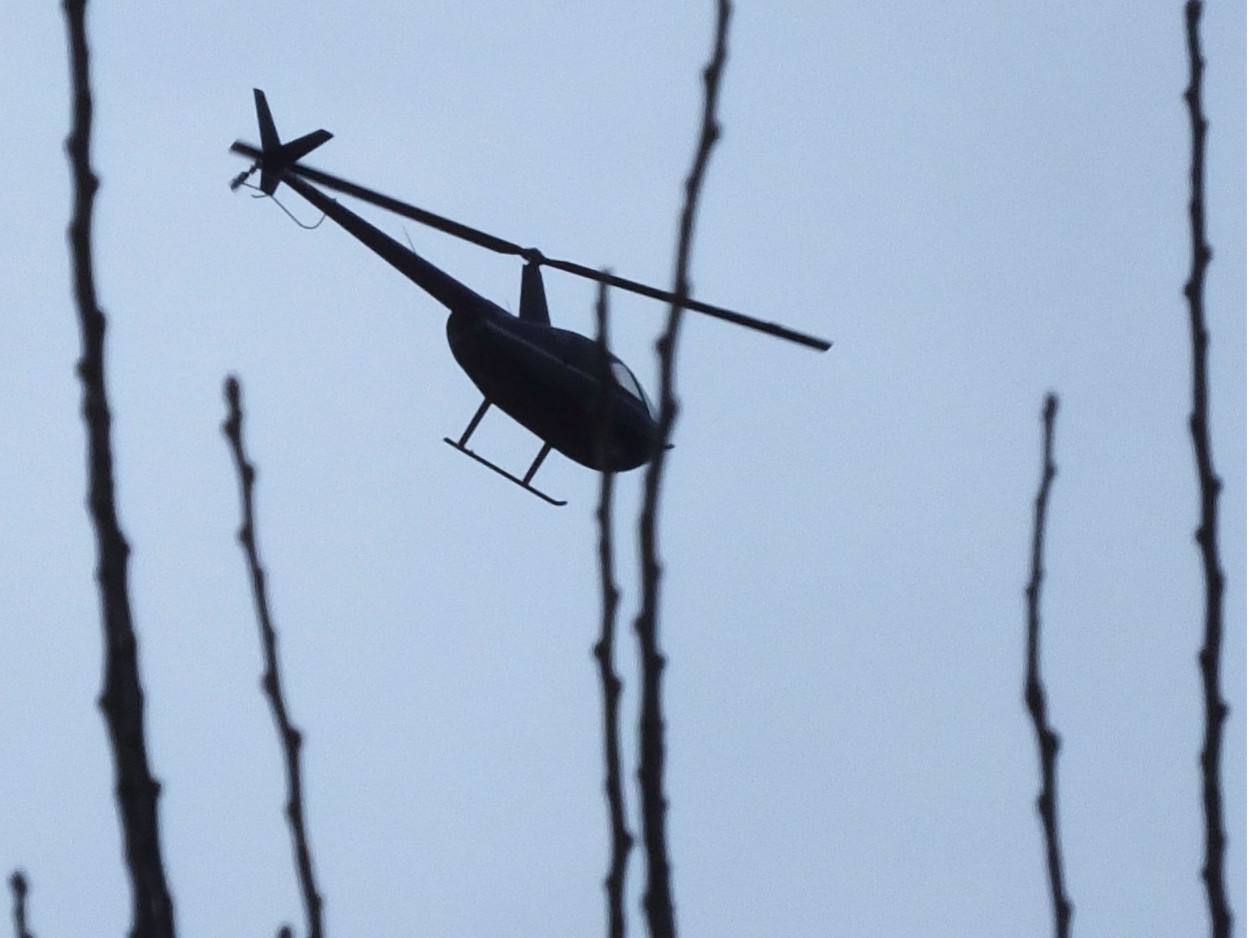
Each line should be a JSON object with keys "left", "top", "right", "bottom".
{"left": 1181, "top": 5, "right": 1230, "bottom": 937}
{"left": 8, "top": 872, "right": 34, "bottom": 938}
{"left": 1023, "top": 394, "right": 1071, "bottom": 938}
{"left": 222, "top": 377, "right": 325, "bottom": 938}
{"left": 62, "top": 1, "right": 176, "bottom": 935}
{"left": 634, "top": 4, "right": 731, "bottom": 936}
{"left": 593, "top": 280, "right": 633, "bottom": 938}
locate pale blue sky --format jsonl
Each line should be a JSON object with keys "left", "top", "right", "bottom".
{"left": 1, "top": 2, "right": 1245, "bottom": 936}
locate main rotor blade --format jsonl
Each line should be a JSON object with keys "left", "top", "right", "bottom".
{"left": 230, "top": 141, "right": 831, "bottom": 351}
{"left": 539, "top": 257, "right": 831, "bottom": 351}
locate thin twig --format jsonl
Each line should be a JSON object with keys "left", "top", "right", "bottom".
{"left": 62, "top": 2, "right": 176, "bottom": 935}
{"left": 222, "top": 376, "right": 325, "bottom": 938}
{"left": 635, "top": 4, "right": 731, "bottom": 937}
{"left": 593, "top": 280, "right": 633, "bottom": 938}
{"left": 8, "top": 872, "right": 34, "bottom": 938}
{"left": 1181, "top": 5, "right": 1230, "bottom": 937}
{"left": 1023, "top": 394, "right": 1071, "bottom": 938}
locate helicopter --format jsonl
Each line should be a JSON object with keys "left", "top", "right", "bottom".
{"left": 230, "top": 90, "right": 829, "bottom": 505}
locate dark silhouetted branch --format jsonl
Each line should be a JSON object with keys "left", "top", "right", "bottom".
{"left": 8, "top": 872, "right": 33, "bottom": 938}
{"left": 62, "top": 2, "right": 176, "bottom": 936}
{"left": 1182, "top": 6, "right": 1230, "bottom": 937}
{"left": 1024, "top": 394, "right": 1072, "bottom": 938}
{"left": 634, "top": 4, "right": 731, "bottom": 937}
{"left": 593, "top": 280, "right": 634, "bottom": 938}
{"left": 222, "top": 377, "right": 325, "bottom": 938}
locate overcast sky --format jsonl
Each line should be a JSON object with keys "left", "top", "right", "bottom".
{"left": 1, "top": 2, "right": 1245, "bottom": 936}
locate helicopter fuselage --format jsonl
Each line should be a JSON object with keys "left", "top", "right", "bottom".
{"left": 446, "top": 309, "right": 654, "bottom": 471}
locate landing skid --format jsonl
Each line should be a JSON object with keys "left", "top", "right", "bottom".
{"left": 443, "top": 399, "right": 567, "bottom": 506}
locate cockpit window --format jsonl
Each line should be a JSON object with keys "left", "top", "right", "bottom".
{"left": 611, "top": 360, "right": 653, "bottom": 415}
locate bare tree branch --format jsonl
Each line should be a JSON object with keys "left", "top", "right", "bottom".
{"left": 593, "top": 280, "right": 633, "bottom": 938}
{"left": 222, "top": 376, "right": 325, "bottom": 938}
{"left": 61, "top": 2, "right": 176, "bottom": 935}
{"left": 1181, "top": 5, "right": 1231, "bottom": 937}
{"left": 634, "top": 4, "right": 731, "bottom": 936}
{"left": 8, "top": 872, "right": 34, "bottom": 938}
{"left": 1023, "top": 394, "right": 1072, "bottom": 938}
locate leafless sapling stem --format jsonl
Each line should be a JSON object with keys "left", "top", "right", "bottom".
{"left": 8, "top": 872, "right": 33, "bottom": 938}
{"left": 634, "top": 4, "right": 731, "bottom": 937}
{"left": 1181, "top": 5, "right": 1230, "bottom": 937}
{"left": 593, "top": 280, "right": 634, "bottom": 938}
{"left": 1023, "top": 394, "right": 1072, "bottom": 938}
{"left": 222, "top": 376, "right": 325, "bottom": 938}
{"left": 62, "top": 2, "right": 176, "bottom": 935}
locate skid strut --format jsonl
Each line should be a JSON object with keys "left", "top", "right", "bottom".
{"left": 443, "top": 399, "right": 566, "bottom": 506}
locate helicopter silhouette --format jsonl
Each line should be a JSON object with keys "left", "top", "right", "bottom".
{"left": 230, "top": 90, "right": 829, "bottom": 505}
